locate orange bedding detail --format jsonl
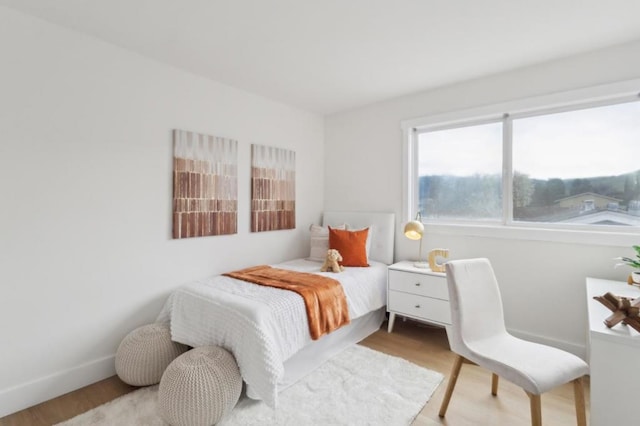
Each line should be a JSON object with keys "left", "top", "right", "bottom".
{"left": 223, "top": 265, "right": 350, "bottom": 340}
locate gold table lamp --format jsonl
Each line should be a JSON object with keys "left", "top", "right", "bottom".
{"left": 404, "top": 213, "right": 428, "bottom": 268}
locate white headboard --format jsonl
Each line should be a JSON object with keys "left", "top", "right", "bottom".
{"left": 322, "top": 211, "right": 395, "bottom": 265}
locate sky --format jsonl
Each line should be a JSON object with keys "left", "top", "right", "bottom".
{"left": 419, "top": 100, "right": 640, "bottom": 180}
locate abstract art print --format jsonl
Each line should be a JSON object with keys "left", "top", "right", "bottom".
{"left": 172, "top": 129, "right": 238, "bottom": 238}
{"left": 251, "top": 144, "right": 295, "bottom": 232}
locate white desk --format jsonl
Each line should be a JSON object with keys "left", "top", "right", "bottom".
{"left": 586, "top": 277, "right": 640, "bottom": 426}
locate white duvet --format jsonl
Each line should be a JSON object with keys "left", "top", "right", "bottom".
{"left": 156, "top": 259, "right": 387, "bottom": 408}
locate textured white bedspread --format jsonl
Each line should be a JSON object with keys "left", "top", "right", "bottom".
{"left": 156, "top": 259, "right": 387, "bottom": 408}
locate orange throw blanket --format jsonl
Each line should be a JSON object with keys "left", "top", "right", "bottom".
{"left": 223, "top": 265, "right": 350, "bottom": 340}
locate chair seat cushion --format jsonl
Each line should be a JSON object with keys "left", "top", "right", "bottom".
{"left": 463, "top": 334, "right": 589, "bottom": 394}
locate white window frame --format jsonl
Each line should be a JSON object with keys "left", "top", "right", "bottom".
{"left": 401, "top": 79, "right": 640, "bottom": 247}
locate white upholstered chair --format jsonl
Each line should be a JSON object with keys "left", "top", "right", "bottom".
{"left": 439, "top": 258, "right": 589, "bottom": 426}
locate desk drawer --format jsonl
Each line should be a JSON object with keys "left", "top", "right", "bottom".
{"left": 388, "top": 270, "right": 449, "bottom": 300}
{"left": 388, "top": 290, "right": 451, "bottom": 325}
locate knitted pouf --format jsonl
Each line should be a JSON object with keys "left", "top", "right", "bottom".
{"left": 115, "top": 323, "right": 189, "bottom": 386}
{"left": 158, "top": 346, "right": 242, "bottom": 426}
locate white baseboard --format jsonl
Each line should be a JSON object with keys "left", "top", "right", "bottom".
{"left": 0, "top": 354, "right": 116, "bottom": 418}
{"left": 509, "top": 328, "right": 587, "bottom": 360}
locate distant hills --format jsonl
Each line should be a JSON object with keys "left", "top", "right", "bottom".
{"left": 418, "top": 169, "right": 640, "bottom": 221}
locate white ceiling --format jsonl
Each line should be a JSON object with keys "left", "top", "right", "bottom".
{"left": 3, "top": 0, "right": 640, "bottom": 114}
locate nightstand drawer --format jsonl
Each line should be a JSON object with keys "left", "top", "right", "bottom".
{"left": 388, "top": 269, "right": 449, "bottom": 300}
{"left": 388, "top": 290, "right": 451, "bottom": 325}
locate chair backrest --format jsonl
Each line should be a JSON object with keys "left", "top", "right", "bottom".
{"left": 445, "top": 258, "right": 507, "bottom": 356}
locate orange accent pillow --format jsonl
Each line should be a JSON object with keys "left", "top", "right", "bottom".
{"left": 328, "top": 226, "right": 370, "bottom": 267}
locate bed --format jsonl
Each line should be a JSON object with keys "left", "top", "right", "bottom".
{"left": 156, "top": 211, "right": 395, "bottom": 407}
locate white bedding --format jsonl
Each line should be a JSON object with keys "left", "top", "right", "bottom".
{"left": 156, "top": 259, "right": 387, "bottom": 408}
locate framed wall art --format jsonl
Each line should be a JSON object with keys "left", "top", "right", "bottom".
{"left": 251, "top": 144, "right": 295, "bottom": 232}
{"left": 172, "top": 129, "right": 238, "bottom": 238}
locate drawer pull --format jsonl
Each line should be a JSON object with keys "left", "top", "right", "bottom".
{"left": 415, "top": 304, "right": 421, "bottom": 308}
{"left": 415, "top": 283, "right": 421, "bottom": 287}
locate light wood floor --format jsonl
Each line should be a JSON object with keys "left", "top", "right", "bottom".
{"left": 361, "top": 320, "right": 590, "bottom": 426}
{"left": 0, "top": 319, "right": 589, "bottom": 426}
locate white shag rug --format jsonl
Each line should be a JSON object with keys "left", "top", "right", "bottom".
{"left": 57, "top": 344, "right": 443, "bottom": 426}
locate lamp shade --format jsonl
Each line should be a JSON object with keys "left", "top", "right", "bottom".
{"left": 404, "top": 220, "right": 424, "bottom": 240}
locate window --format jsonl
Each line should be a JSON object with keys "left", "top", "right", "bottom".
{"left": 407, "top": 92, "right": 640, "bottom": 231}
{"left": 417, "top": 120, "right": 503, "bottom": 221}
{"left": 511, "top": 102, "right": 640, "bottom": 227}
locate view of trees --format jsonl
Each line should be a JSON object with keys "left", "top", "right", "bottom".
{"left": 419, "top": 174, "right": 501, "bottom": 219}
{"left": 419, "top": 169, "right": 640, "bottom": 222}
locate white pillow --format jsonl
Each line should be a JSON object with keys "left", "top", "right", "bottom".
{"left": 308, "top": 224, "right": 346, "bottom": 262}
{"left": 346, "top": 225, "right": 373, "bottom": 262}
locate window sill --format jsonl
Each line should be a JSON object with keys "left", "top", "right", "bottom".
{"left": 423, "top": 222, "right": 639, "bottom": 247}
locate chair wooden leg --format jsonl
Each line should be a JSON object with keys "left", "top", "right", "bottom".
{"left": 525, "top": 391, "right": 542, "bottom": 426}
{"left": 573, "top": 377, "right": 586, "bottom": 426}
{"left": 491, "top": 373, "right": 499, "bottom": 396}
{"left": 439, "top": 354, "right": 464, "bottom": 417}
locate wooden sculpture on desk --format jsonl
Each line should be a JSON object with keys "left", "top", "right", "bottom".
{"left": 593, "top": 292, "right": 640, "bottom": 333}
{"left": 428, "top": 248, "right": 449, "bottom": 273}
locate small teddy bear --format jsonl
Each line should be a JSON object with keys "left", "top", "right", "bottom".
{"left": 320, "top": 249, "right": 345, "bottom": 273}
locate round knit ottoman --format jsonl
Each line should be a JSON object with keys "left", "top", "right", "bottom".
{"left": 115, "top": 323, "right": 189, "bottom": 386}
{"left": 158, "top": 346, "right": 242, "bottom": 426}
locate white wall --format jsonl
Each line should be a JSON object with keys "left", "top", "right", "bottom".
{"left": 0, "top": 6, "right": 324, "bottom": 416}
{"left": 325, "top": 40, "right": 640, "bottom": 357}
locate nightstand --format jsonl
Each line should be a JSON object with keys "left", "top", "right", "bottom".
{"left": 387, "top": 260, "right": 451, "bottom": 332}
